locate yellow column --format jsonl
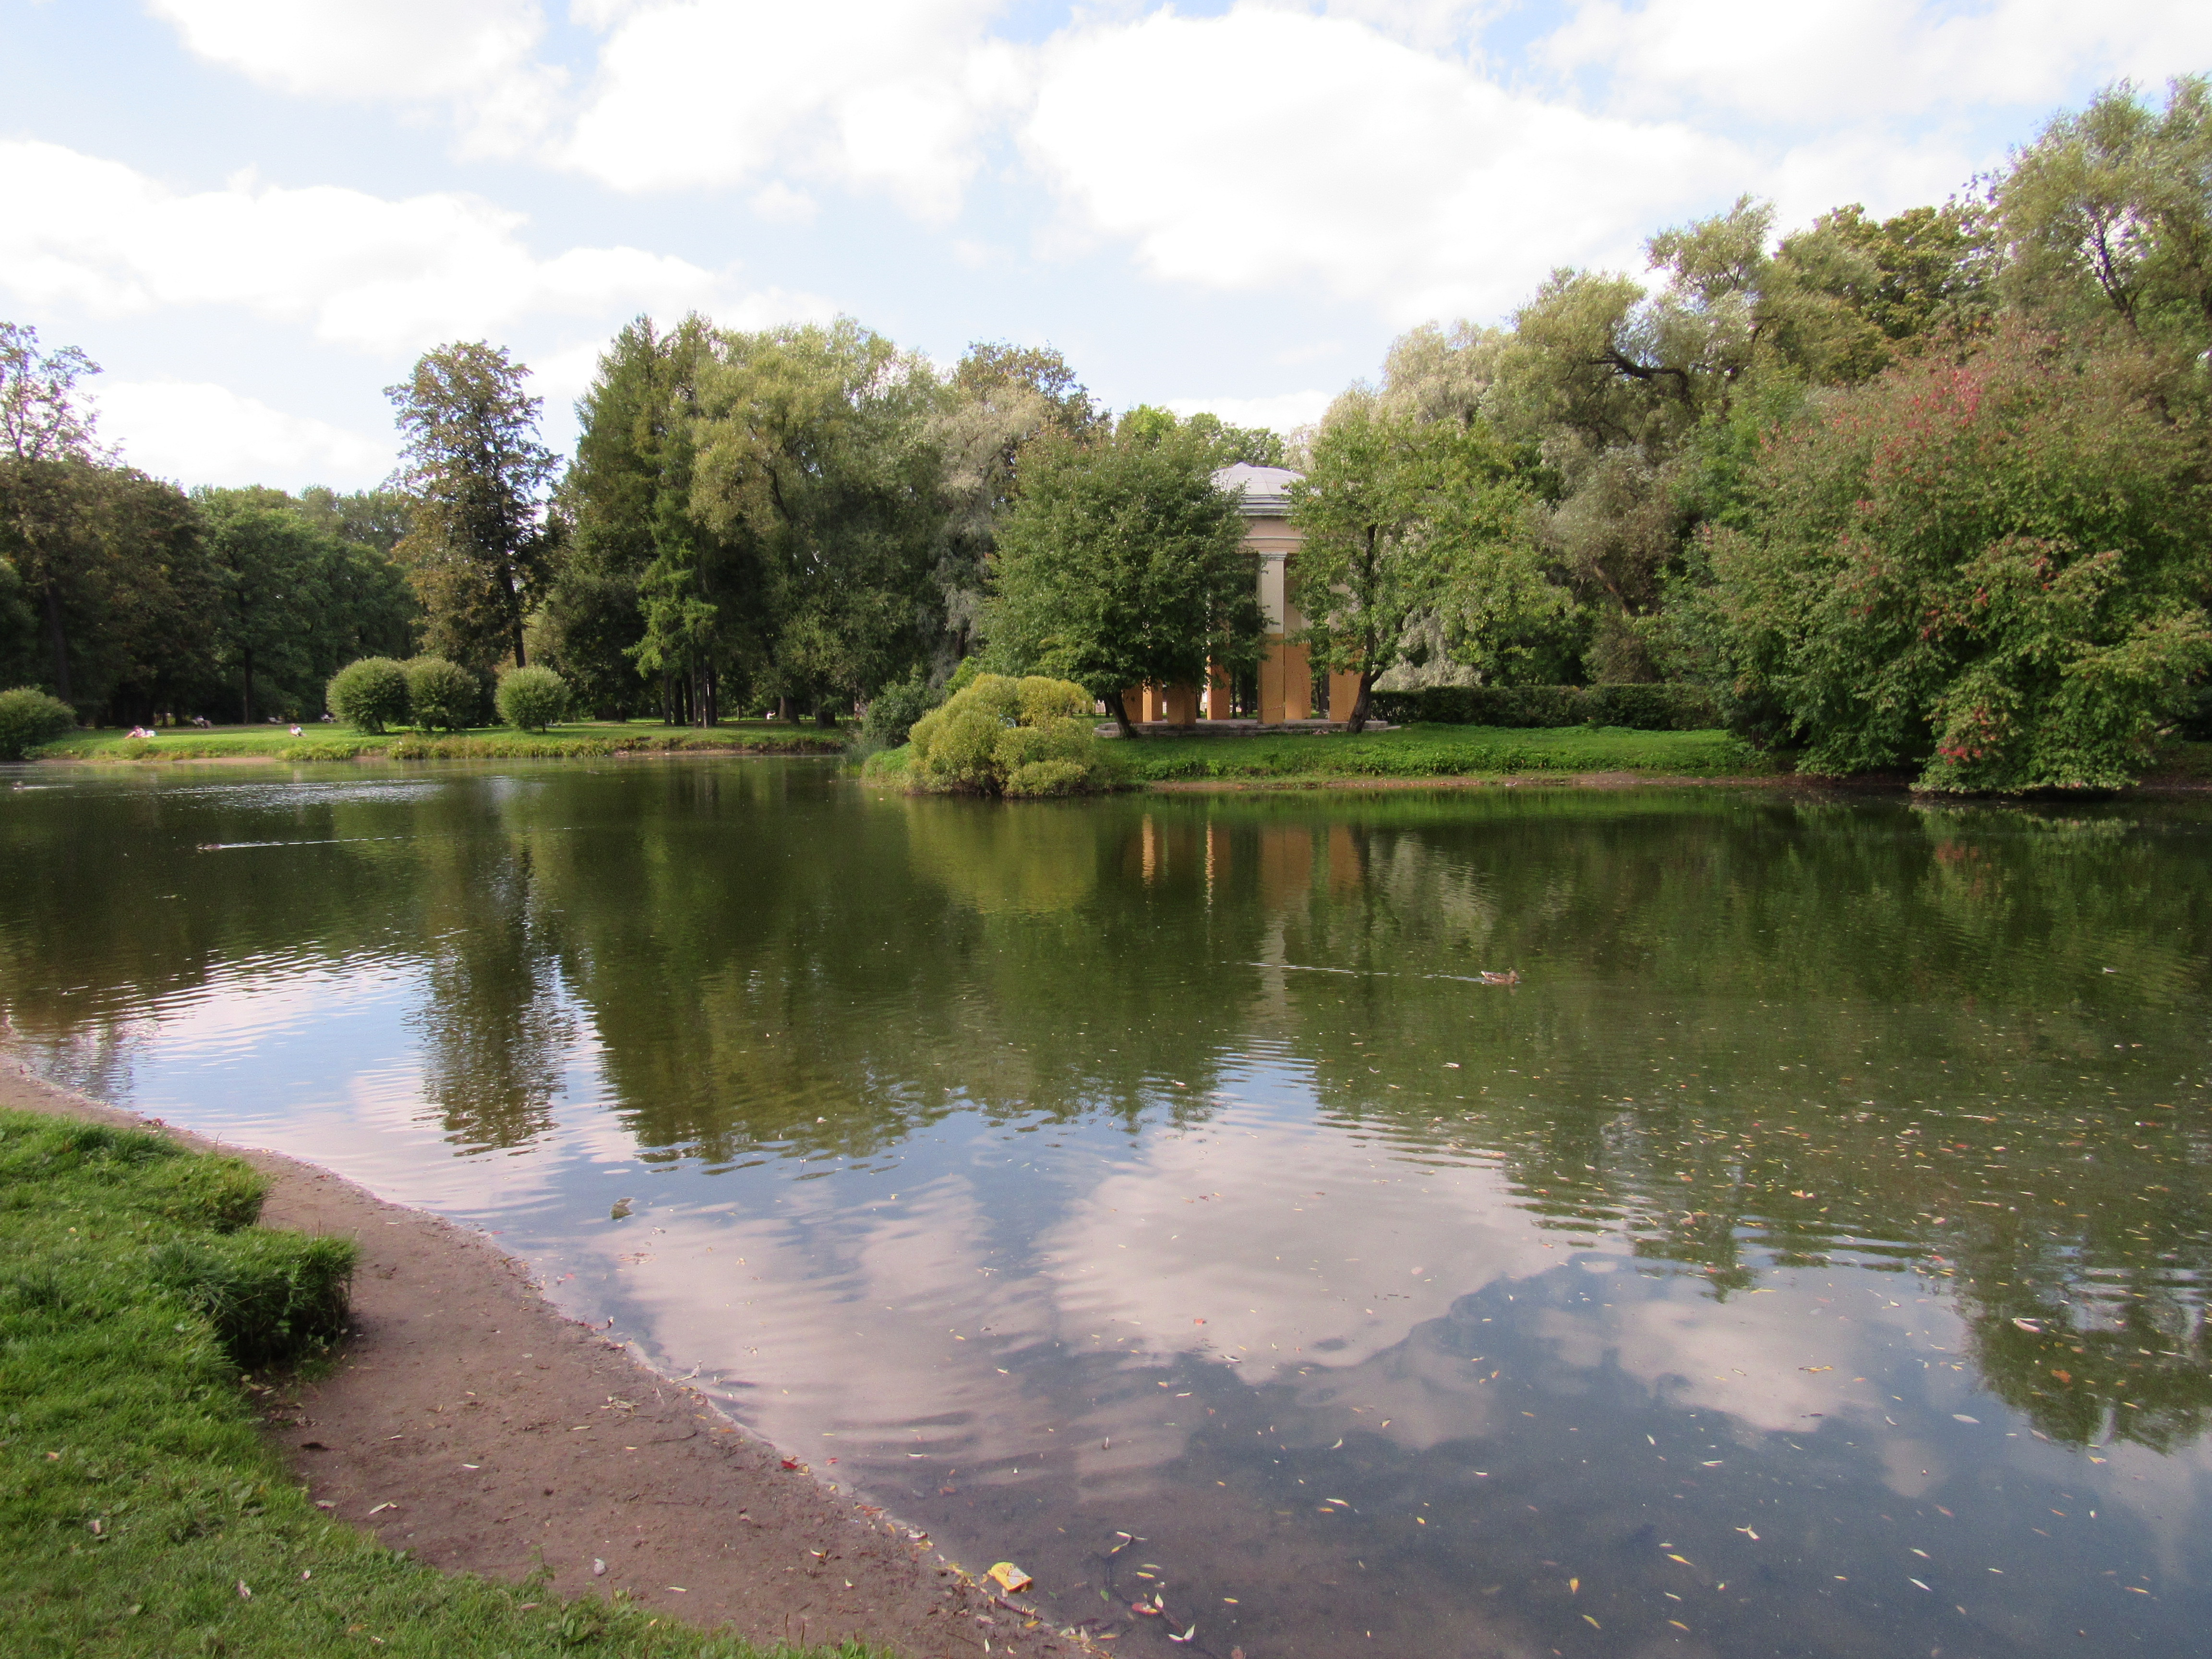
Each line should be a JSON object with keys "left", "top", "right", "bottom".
{"left": 1281, "top": 641, "right": 1311, "bottom": 721}
{"left": 1163, "top": 683, "right": 1199, "bottom": 726}
{"left": 1328, "top": 669, "right": 1362, "bottom": 723}
{"left": 1206, "top": 661, "right": 1234, "bottom": 721}
{"left": 1258, "top": 640, "right": 1285, "bottom": 724}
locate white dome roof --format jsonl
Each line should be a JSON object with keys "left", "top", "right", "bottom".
{"left": 1211, "top": 462, "right": 1303, "bottom": 516}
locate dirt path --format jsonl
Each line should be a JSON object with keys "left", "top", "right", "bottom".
{"left": 1, "top": 1060, "right": 1083, "bottom": 1659}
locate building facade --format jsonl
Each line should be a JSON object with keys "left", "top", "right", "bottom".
{"left": 1123, "top": 462, "right": 1359, "bottom": 725}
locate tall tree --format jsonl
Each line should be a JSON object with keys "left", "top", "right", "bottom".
{"left": 2000, "top": 76, "right": 2212, "bottom": 350}
{"left": 197, "top": 489, "right": 320, "bottom": 723}
{"left": 295, "top": 486, "right": 414, "bottom": 559}
{"left": 1289, "top": 400, "right": 1553, "bottom": 730}
{"left": 983, "top": 417, "right": 1262, "bottom": 734}
{"left": 933, "top": 342, "right": 1102, "bottom": 667}
{"left": 387, "top": 342, "right": 557, "bottom": 671}
{"left": 546, "top": 316, "right": 723, "bottom": 722}
{"left": 195, "top": 487, "right": 416, "bottom": 721}
{"left": 1683, "top": 326, "right": 2212, "bottom": 790}
{"left": 1, "top": 323, "right": 108, "bottom": 702}
{"left": 688, "top": 320, "right": 950, "bottom": 721}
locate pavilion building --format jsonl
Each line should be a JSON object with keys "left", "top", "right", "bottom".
{"left": 1121, "top": 462, "right": 1361, "bottom": 727}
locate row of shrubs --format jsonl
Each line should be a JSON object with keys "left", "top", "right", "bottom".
{"left": 326, "top": 657, "right": 570, "bottom": 734}
{"left": 1369, "top": 683, "right": 1722, "bottom": 731}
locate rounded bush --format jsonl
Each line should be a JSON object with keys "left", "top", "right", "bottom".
{"left": 406, "top": 657, "right": 480, "bottom": 733}
{"left": 856, "top": 671, "right": 939, "bottom": 754}
{"left": 0, "top": 687, "right": 77, "bottom": 760}
{"left": 325, "top": 657, "right": 411, "bottom": 733}
{"left": 907, "top": 673, "right": 1118, "bottom": 796}
{"left": 495, "top": 663, "right": 570, "bottom": 732}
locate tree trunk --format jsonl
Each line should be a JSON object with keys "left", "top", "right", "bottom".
{"left": 816, "top": 702, "right": 838, "bottom": 730}
{"left": 1347, "top": 668, "right": 1376, "bottom": 734}
{"left": 512, "top": 623, "right": 527, "bottom": 669}
{"left": 42, "top": 588, "right": 72, "bottom": 706}
{"left": 1108, "top": 688, "right": 1135, "bottom": 738}
{"left": 776, "top": 696, "right": 796, "bottom": 721}
{"left": 241, "top": 644, "right": 256, "bottom": 726}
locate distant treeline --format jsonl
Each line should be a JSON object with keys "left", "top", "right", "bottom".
{"left": 3, "top": 79, "right": 2208, "bottom": 785}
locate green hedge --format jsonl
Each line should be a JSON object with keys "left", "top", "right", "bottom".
{"left": 1369, "top": 684, "right": 1721, "bottom": 730}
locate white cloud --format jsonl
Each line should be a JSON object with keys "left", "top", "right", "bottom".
{"left": 0, "top": 139, "right": 783, "bottom": 355}
{"left": 99, "top": 380, "right": 394, "bottom": 490}
{"left": 1023, "top": 5, "right": 1747, "bottom": 323}
{"left": 562, "top": 0, "right": 1025, "bottom": 218}
{"left": 1167, "top": 390, "right": 1333, "bottom": 433}
{"left": 1536, "top": 0, "right": 2212, "bottom": 127}
{"left": 146, "top": 0, "right": 562, "bottom": 151}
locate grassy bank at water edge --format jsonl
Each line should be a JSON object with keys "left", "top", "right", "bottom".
{"left": 29, "top": 721, "right": 846, "bottom": 764}
{"left": 867, "top": 722, "right": 1768, "bottom": 787}
{"left": 0, "top": 1109, "right": 865, "bottom": 1659}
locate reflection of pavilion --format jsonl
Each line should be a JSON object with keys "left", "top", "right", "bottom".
{"left": 1119, "top": 463, "right": 1366, "bottom": 728}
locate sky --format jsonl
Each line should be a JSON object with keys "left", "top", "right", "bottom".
{"left": 2, "top": 0, "right": 2207, "bottom": 493}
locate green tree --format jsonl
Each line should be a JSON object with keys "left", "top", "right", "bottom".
{"left": 934, "top": 342, "right": 1103, "bottom": 666}
{"left": 688, "top": 320, "right": 951, "bottom": 721}
{"left": 547, "top": 316, "right": 720, "bottom": 722}
{"left": 1765, "top": 201, "right": 1998, "bottom": 382}
{"left": 1, "top": 324, "right": 111, "bottom": 704}
{"left": 387, "top": 342, "right": 557, "bottom": 672}
{"left": 1289, "top": 401, "right": 1556, "bottom": 728}
{"left": 1999, "top": 76, "right": 2212, "bottom": 350}
{"left": 983, "top": 420, "right": 1262, "bottom": 733}
{"left": 195, "top": 489, "right": 323, "bottom": 723}
{"left": 194, "top": 488, "right": 417, "bottom": 721}
{"left": 295, "top": 486, "right": 413, "bottom": 558}
{"left": 1684, "top": 326, "right": 2212, "bottom": 789}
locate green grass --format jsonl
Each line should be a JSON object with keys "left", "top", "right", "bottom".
{"left": 0, "top": 1110, "right": 863, "bottom": 1659}
{"left": 34, "top": 721, "right": 846, "bottom": 764}
{"left": 861, "top": 723, "right": 1768, "bottom": 790}
{"left": 1085, "top": 722, "right": 1767, "bottom": 785}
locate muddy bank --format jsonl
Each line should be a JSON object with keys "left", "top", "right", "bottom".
{"left": 0, "top": 1059, "right": 1082, "bottom": 1659}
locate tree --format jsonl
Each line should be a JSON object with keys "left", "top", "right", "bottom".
{"left": 933, "top": 342, "right": 1103, "bottom": 667}
{"left": 387, "top": 342, "right": 557, "bottom": 671}
{"left": 547, "top": 316, "right": 721, "bottom": 721}
{"left": 1999, "top": 76, "right": 2212, "bottom": 351}
{"left": 689, "top": 320, "right": 951, "bottom": 721}
{"left": 1288, "top": 400, "right": 1554, "bottom": 729}
{"left": 1118, "top": 405, "right": 1283, "bottom": 466}
{"left": 1684, "top": 326, "right": 2212, "bottom": 790}
{"left": 192, "top": 488, "right": 415, "bottom": 722}
{"left": 983, "top": 420, "right": 1262, "bottom": 734}
{"left": 196, "top": 490, "right": 323, "bottom": 723}
{"left": 1, "top": 323, "right": 109, "bottom": 703}
{"left": 1765, "top": 201, "right": 1998, "bottom": 383}
{"left": 295, "top": 486, "right": 413, "bottom": 558}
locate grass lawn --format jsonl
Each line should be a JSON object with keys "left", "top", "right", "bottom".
{"left": 33, "top": 721, "right": 846, "bottom": 764}
{"left": 861, "top": 722, "right": 1769, "bottom": 788}
{"left": 1109, "top": 722, "right": 1769, "bottom": 783}
{"left": 0, "top": 1110, "right": 862, "bottom": 1659}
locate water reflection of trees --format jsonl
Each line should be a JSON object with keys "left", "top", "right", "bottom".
{"left": 1246, "top": 790, "right": 2212, "bottom": 1450}
{"left": 2, "top": 770, "right": 2208, "bottom": 1447}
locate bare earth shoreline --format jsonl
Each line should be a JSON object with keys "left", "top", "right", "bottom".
{"left": 0, "top": 1058, "right": 1082, "bottom": 1659}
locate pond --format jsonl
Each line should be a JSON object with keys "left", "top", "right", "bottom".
{"left": 4, "top": 759, "right": 2209, "bottom": 1657}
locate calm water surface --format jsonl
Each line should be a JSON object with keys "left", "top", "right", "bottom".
{"left": 4, "top": 759, "right": 2209, "bottom": 1658}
